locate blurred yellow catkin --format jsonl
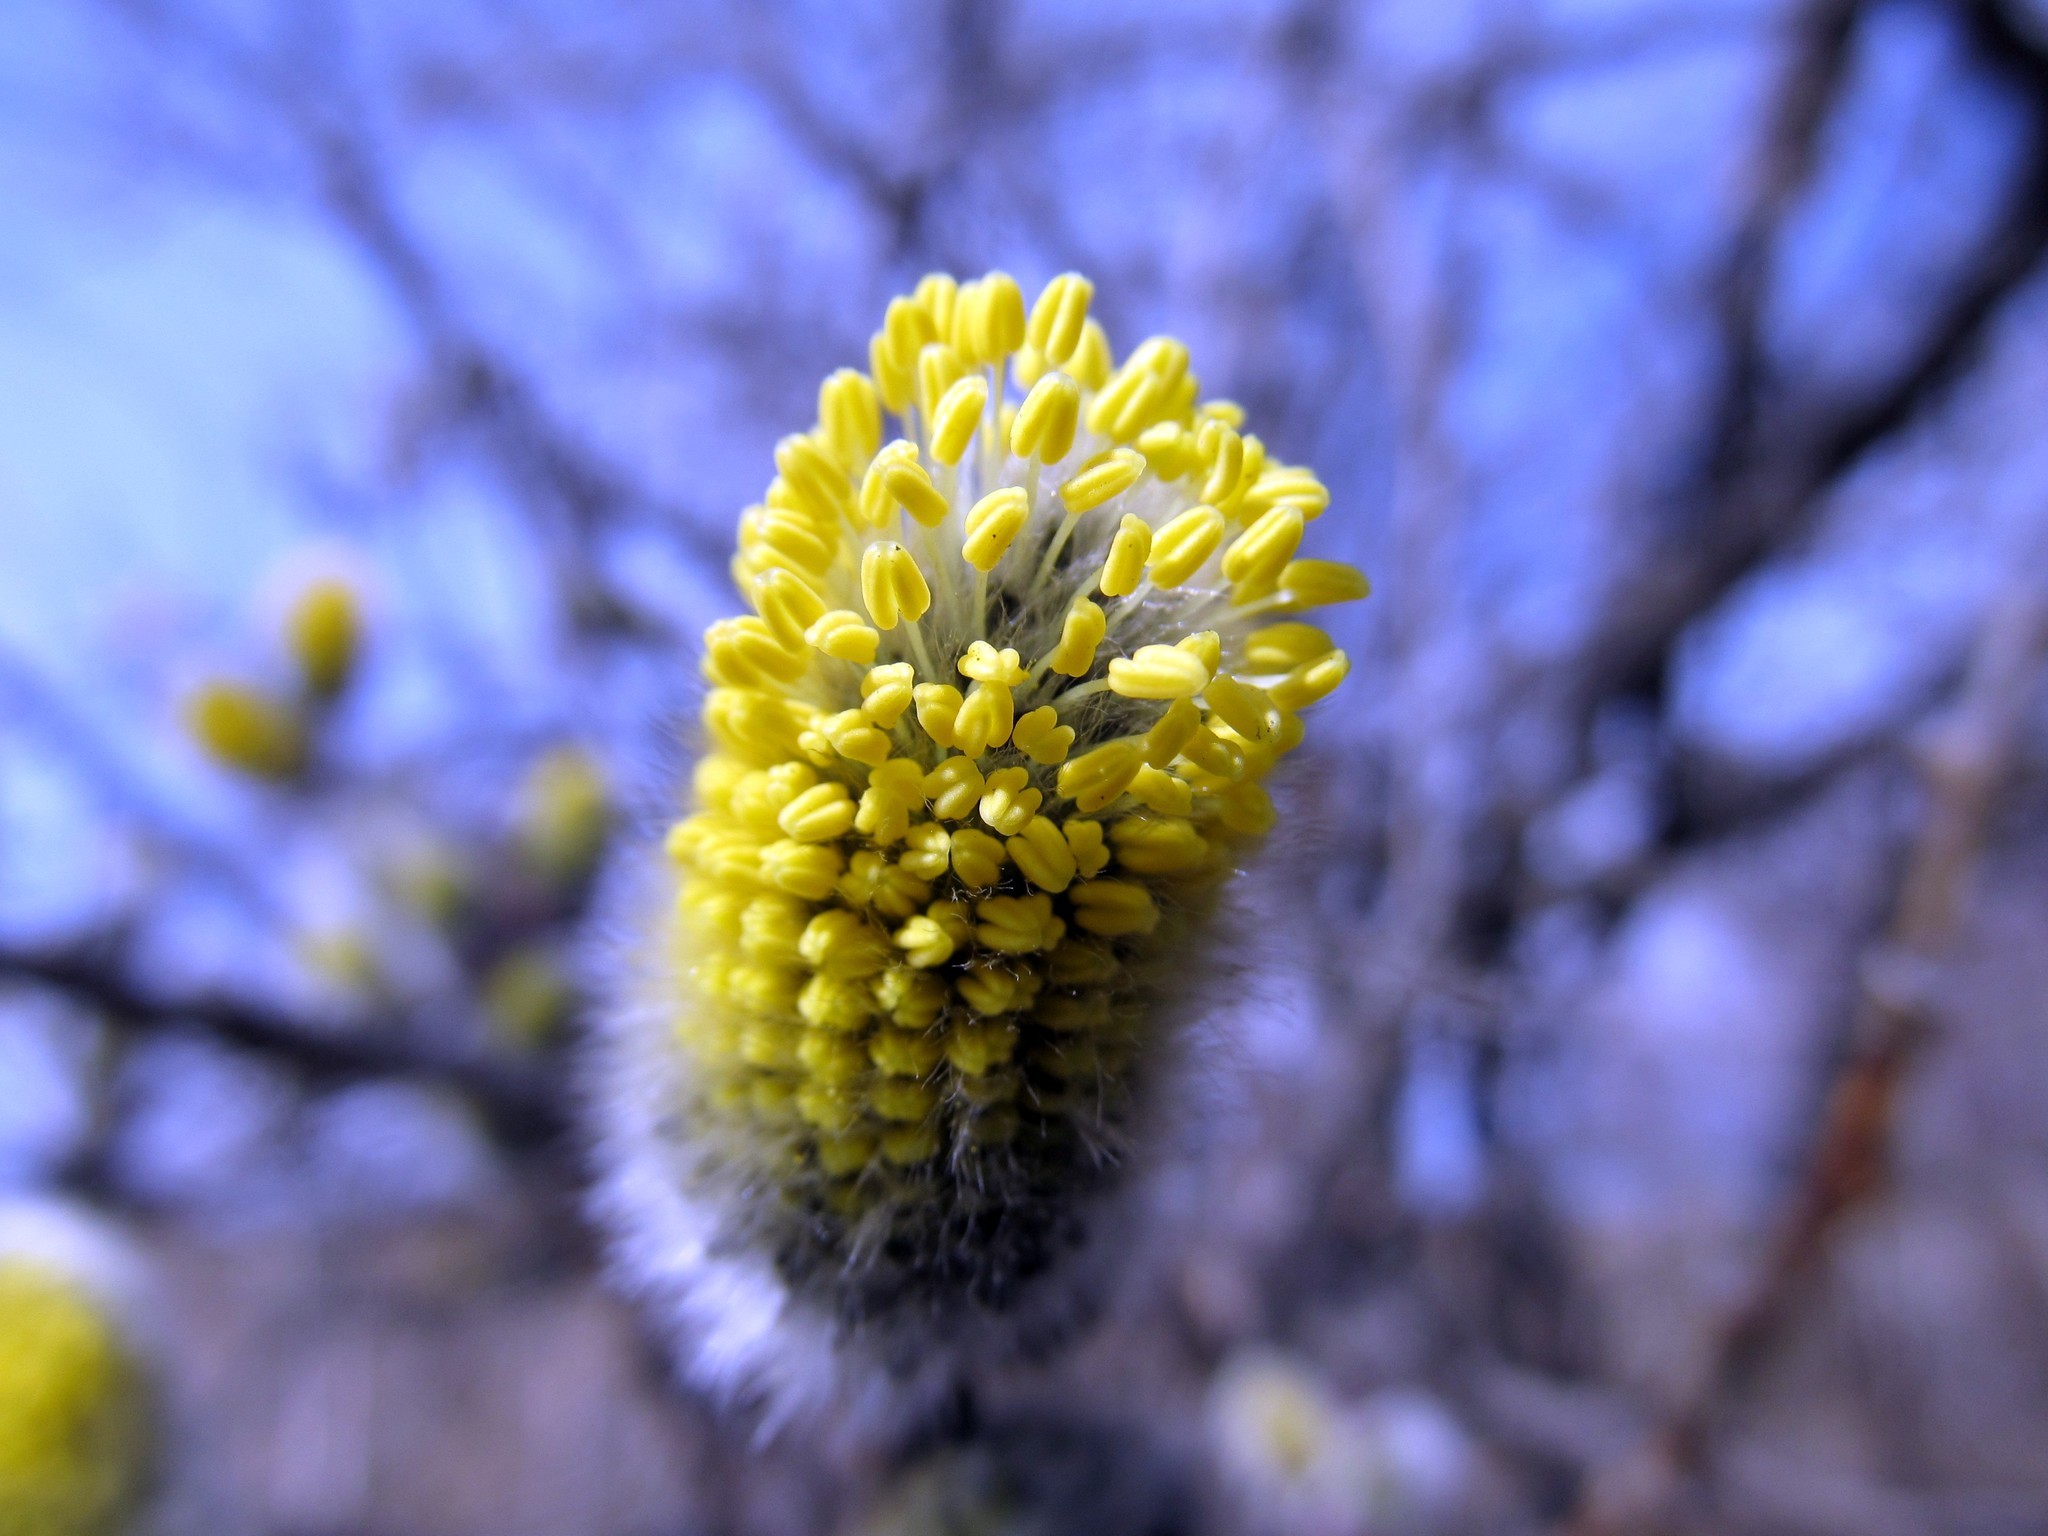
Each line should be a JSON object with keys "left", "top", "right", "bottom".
{"left": 184, "top": 681, "right": 305, "bottom": 781}
{"left": 0, "top": 1262, "right": 150, "bottom": 1536}
{"left": 517, "top": 746, "right": 612, "bottom": 887}
{"left": 286, "top": 577, "right": 362, "bottom": 700}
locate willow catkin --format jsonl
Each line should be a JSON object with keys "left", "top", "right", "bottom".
{"left": 591, "top": 271, "right": 1368, "bottom": 1410}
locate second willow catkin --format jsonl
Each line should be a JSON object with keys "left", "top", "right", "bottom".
{"left": 591, "top": 270, "right": 1367, "bottom": 1409}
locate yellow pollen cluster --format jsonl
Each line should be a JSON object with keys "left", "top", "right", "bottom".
{"left": 667, "top": 271, "right": 1367, "bottom": 1233}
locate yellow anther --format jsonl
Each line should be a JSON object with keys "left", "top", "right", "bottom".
{"left": 704, "top": 687, "right": 810, "bottom": 765}
{"left": 1198, "top": 420, "right": 1245, "bottom": 504}
{"left": 896, "top": 897, "right": 973, "bottom": 967}
{"left": 1222, "top": 506, "right": 1306, "bottom": 599}
{"left": 1038, "top": 992, "right": 1111, "bottom": 1033}
{"left": 815, "top": 1129, "right": 877, "bottom": 1175}
{"left": 874, "top": 964, "right": 946, "bottom": 1029}
{"left": 929, "top": 375, "right": 989, "bottom": 466}
{"left": 1246, "top": 465, "right": 1329, "bottom": 519}
{"left": 738, "top": 1009, "right": 803, "bottom": 1062}
{"left": 1127, "top": 764, "right": 1195, "bottom": 816}
{"left": 1178, "top": 725, "right": 1246, "bottom": 780}
{"left": 1064, "top": 818, "right": 1109, "bottom": 877}
{"left": 1177, "top": 630, "right": 1221, "bottom": 676}
{"left": 739, "top": 505, "right": 836, "bottom": 577}
{"left": 799, "top": 908, "right": 892, "bottom": 977}
{"left": 1010, "top": 372, "right": 1080, "bottom": 463}
{"left": 1007, "top": 815, "right": 1078, "bottom": 892}
{"left": 857, "top": 439, "right": 919, "bottom": 529}
{"left": 1198, "top": 398, "right": 1247, "bottom": 427}
{"left": 738, "top": 893, "right": 809, "bottom": 965}
{"left": 917, "top": 342, "right": 967, "bottom": 423}
{"left": 881, "top": 1123, "right": 940, "bottom": 1164}
{"left": 1026, "top": 272, "right": 1094, "bottom": 366}
{"left": 946, "top": 1019, "right": 1021, "bottom": 1075}
{"left": 923, "top": 755, "right": 987, "bottom": 821}
{"left": 975, "top": 893, "right": 1065, "bottom": 955}
{"left": 1126, "top": 335, "right": 1191, "bottom": 384}
{"left": 962, "top": 487, "right": 1030, "bottom": 571}
{"left": 756, "top": 838, "right": 843, "bottom": 899}
{"left": 777, "top": 781, "right": 857, "bottom": 842}
{"left": 799, "top": 1028, "right": 869, "bottom": 1086}
{"left": 860, "top": 662, "right": 917, "bottom": 727}
{"left": 1011, "top": 706, "right": 1075, "bottom": 765}
{"left": 956, "top": 964, "right": 1024, "bottom": 1018}
{"left": 703, "top": 616, "right": 809, "bottom": 688}
{"left": 775, "top": 432, "right": 852, "bottom": 521}
{"left": 818, "top": 368, "right": 880, "bottom": 470}
{"left": 957, "top": 641, "right": 1029, "bottom": 686}
{"left": 1047, "top": 597, "right": 1107, "bottom": 676}
{"left": 871, "top": 1026, "right": 944, "bottom": 1077}
{"left": 728, "top": 761, "right": 820, "bottom": 832}
{"left": 1267, "top": 648, "right": 1351, "bottom": 710}
{"left": 816, "top": 708, "right": 891, "bottom": 766}
{"left": 898, "top": 822, "right": 952, "bottom": 880}
{"left": 1069, "top": 879, "right": 1161, "bottom": 936}
{"left": 799, "top": 972, "right": 874, "bottom": 1032}
{"left": 855, "top": 758, "right": 926, "bottom": 844}
{"left": 751, "top": 567, "right": 828, "bottom": 648}
{"left": 692, "top": 754, "right": 747, "bottom": 811}
{"left": 1100, "top": 514, "right": 1152, "bottom": 598}
{"left": 872, "top": 1078, "right": 939, "bottom": 1126}
{"left": 837, "top": 848, "right": 930, "bottom": 919}
{"left": 1107, "top": 644, "right": 1210, "bottom": 700}
{"left": 1214, "top": 779, "right": 1278, "bottom": 835}
{"left": 966, "top": 270, "right": 1026, "bottom": 362}
{"left": 1244, "top": 622, "right": 1335, "bottom": 673}
{"left": 953, "top": 681, "right": 1015, "bottom": 757}
{"left": 884, "top": 295, "right": 937, "bottom": 364}
{"left": 915, "top": 272, "right": 959, "bottom": 339}
{"left": 804, "top": 610, "right": 880, "bottom": 665}
{"left": 1221, "top": 434, "right": 1268, "bottom": 515}
{"left": 1135, "top": 421, "right": 1197, "bottom": 480}
{"left": 886, "top": 448, "right": 953, "bottom": 529}
{"left": 860, "top": 542, "right": 931, "bottom": 629}
{"left": 1048, "top": 950, "right": 1117, "bottom": 996}
{"left": 912, "top": 682, "right": 965, "bottom": 747}
{"left": 978, "top": 766, "right": 1042, "bottom": 836}
{"left": 1145, "top": 505, "right": 1225, "bottom": 588}
{"left": 870, "top": 330, "right": 916, "bottom": 414}
{"left": 1059, "top": 448, "right": 1145, "bottom": 515}
{"left": 1057, "top": 739, "right": 1145, "bottom": 812}
{"left": 1110, "top": 815, "right": 1208, "bottom": 875}
{"left": 949, "top": 826, "right": 1008, "bottom": 888}
{"left": 1087, "top": 362, "right": 1168, "bottom": 442}
{"left": 1068, "top": 317, "right": 1113, "bottom": 390}
{"left": 1204, "top": 673, "right": 1276, "bottom": 741}
{"left": 1141, "top": 697, "right": 1202, "bottom": 768}
{"left": 1277, "top": 558, "right": 1371, "bottom": 607}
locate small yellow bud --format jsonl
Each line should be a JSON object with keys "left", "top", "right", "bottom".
{"left": 287, "top": 578, "right": 361, "bottom": 698}
{"left": 1025, "top": 272, "right": 1093, "bottom": 365}
{"left": 1010, "top": 706, "right": 1075, "bottom": 765}
{"left": 186, "top": 681, "right": 305, "bottom": 780}
{"left": 977, "top": 766, "right": 1042, "bottom": 836}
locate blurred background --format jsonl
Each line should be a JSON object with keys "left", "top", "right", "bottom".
{"left": 4, "top": 0, "right": 2048, "bottom": 1531}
